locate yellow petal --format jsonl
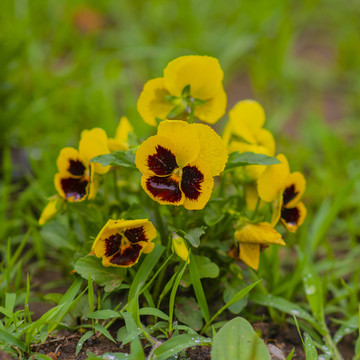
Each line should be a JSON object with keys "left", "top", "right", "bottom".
{"left": 192, "top": 123, "right": 228, "bottom": 177}
{"left": 164, "top": 55, "right": 224, "bottom": 99}
{"left": 157, "top": 120, "right": 201, "bottom": 167}
{"left": 271, "top": 194, "right": 283, "bottom": 227}
{"left": 281, "top": 201, "right": 307, "bottom": 233}
{"left": 54, "top": 173, "right": 89, "bottom": 202}
{"left": 257, "top": 154, "right": 290, "bottom": 202}
{"left": 137, "top": 77, "right": 173, "bottom": 126}
{"left": 56, "top": 147, "right": 86, "bottom": 176}
{"left": 88, "top": 164, "right": 98, "bottom": 200}
{"left": 283, "top": 171, "right": 306, "bottom": 208}
{"left": 235, "top": 222, "right": 285, "bottom": 246}
{"left": 229, "top": 100, "right": 265, "bottom": 134}
{"left": 244, "top": 183, "right": 261, "bottom": 211}
{"left": 172, "top": 235, "right": 189, "bottom": 262}
{"left": 255, "top": 128, "right": 276, "bottom": 156}
{"left": 194, "top": 85, "right": 227, "bottom": 124}
{"left": 79, "top": 128, "right": 110, "bottom": 174}
{"left": 182, "top": 158, "right": 214, "bottom": 210}
{"left": 108, "top": 116, "right": 133, "bottom": 151}
{"left": 39, "top": 196, "right": 63, "bottom": 225}
{"left": 239, "top": 243, "right": 260, "bottom": 270}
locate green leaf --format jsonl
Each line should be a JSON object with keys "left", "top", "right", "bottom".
{"left": 75, "top": 255, "right": 127, "bottom": 292}
{"left": 90, "top": 150, "right": 136, "bottom": 168}
{"left": 225, "top": 151, "right": 280, "bottom": 170}
{"left": 180, "top": 255, "right": 219, "bottom": 287}
{"left": 87, "top": 310, "right": 122, "bottom": 320}
{"left": 138, "top": 307, "right": 169, "bottom": 320}
{"left": 211, "top": 317, "right": 270, "bottom": 360}
{"left": 181, "top": 84, "right": 191, "bottom": 97}
{"left": 153, "top": 334, "right": 211, "bottom": 360}
{"left": 75, "top": 331, "right": 94, "bottom": 356}
{"left": 184, "top": 227, "right": 206, "bottom": 248}
{"left": 0, "top": 328, "right": 26, "bottom": 352}
{"left": 188, "top": 253, "right": 210, "bottom": 323}
{"left": 223, "top": 278, "right": 249, "bottom": 314}
{"left": 175, "top": 297, "right": 203, "bottom": 331}
{"left": 304, "top": 333, "right": 318, "bottom": 359}
{"left": 94, "top": 324, "right": 116, "bottom": 343}
{"left": 122, "top": 312, "right": 145, "bottom": 359}
{"left": 286, "top": 348, "right": 295, "bottom": 360}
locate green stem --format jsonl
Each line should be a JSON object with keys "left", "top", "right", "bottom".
{"left": 112, "top": 168, "right": 121, "bottom": 202}
{"left": 153, "top": 204, "right": 167, "bottom": 246}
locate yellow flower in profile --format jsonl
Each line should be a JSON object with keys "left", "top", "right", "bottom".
{"left": 137, "top": 55, "right": 227, "bottom": 125}
{"left": 229, "top": 221, "right": 285, "bottom": 270}
{"left": 172, "top": 234, "right": 189, "bottom": 263}
{"left": 257, "top": 154, "right": 307, "bottom": 232}
{"left": 54, "top": 128, "right": 110, "bottom": 202}
{"left": 135, "top": 120, "right": 228, "bottom": 210}
{"left": 91, "top": 219, "right": 156, "bottom": 267}
{"left": 108, "top": 116, "right": 133, "bottom": 152}
{"left": 224, "top": 100, "right": 276, "bottom": 180}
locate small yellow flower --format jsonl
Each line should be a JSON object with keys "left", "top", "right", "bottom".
{"left": 108, "top": 116, "right": 133, "bottom": 152}
{"left": 172, "top": 234, "right": 189, "bottom": 263}
{"left": 54, "top": 128, "right": 110, "bottom": 202}
{"left": 224, "top": 100, "right": 276, "bottom": 180}
{"left": 135, "top": 120, "right": 228, "bottom": 210}
{"left": 257, "top": 154, "right": 307, "bottom": 232}
{"left": 38, "top": 196, "right": 64, "bottom": 225}
{"left": 91, "top": 219, "right": 156, "bottom": 267}
{"left": 229, "top": 221, "right": 285, "bottom": 270}
{"left": 137, "top": 55, "right": 227, "bottom": 125}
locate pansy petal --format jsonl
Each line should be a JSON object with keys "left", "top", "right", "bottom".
{"left": 192, "top": 123, "right": 228, "bottom": 177}
{"left": 142, "top": 174, "right": 184, "bottom": 206}
{"left": 244, "top": 183, "right": 261, "bottom": 211}
{"left": 105, "top": 243, "right": 144, "bottom": 267}
{"left": 172, "top": 235, "right": 189, "bottom": 262}
{"left": 229, "top": 100, "right": 265, "bottom": 134}
{"left": 239, "top": 243, "right": 260, "bottom": 270}
{"left": 257, "top": 154, "right": 290, "bottom": 202}
{"left": 88, "top": 164, "right": 98, "bottom": 200}
{"left": 157, "top": 120, "right": 200, "bottom": 167}
{"left": 181, "top": 159, "right": 214, "bottom": 210}
{"left": 194, "top": 86, "right": 227, "bottom": 124}
{"left": 39, "top": 196, "right": 63, "bottom": 225}
{"left": 56, "top": 147, "right": 86, "bottom": 177}
{"left": 137, "top": 77, "right": 173, "bottom": 126}
{"left": 283, "top": 172, "right": 306, "bottom": 208}
{"left": 79, "top": 128, "right": 110, "bottom": 174}
{"left": 281, "top": 201, "right": 307, "bottom": 233}
{"left": 54, "top": 173, "right": 89, "bottom": 202}
{"left": 164, "top": 55, "right": 224, "bottom": 99}
{"left": 271, "top": 194, "right": 283, "bottom": 227}
{"left": 235, "top": 222, "right": 285, "bottom": 246}
{"left": 135, "top": 135, "right": 179, "bottom": 176}
{"left": 255, "top": 128, "right": 276, "bottom": 156}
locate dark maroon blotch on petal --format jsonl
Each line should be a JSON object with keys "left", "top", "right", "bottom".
{"left": 147, "top": 146, "right": 178, "bottom": 175}
{"left": 104, "top": 233, "right": 122, "bottom": 257}
{"left": 110, "top": 244, "right": 142, "bottom": 266}
{"left": 281, "top": 206, "right": 300, "bottom": 226}
{"left": 125, "top": 226, "right": 147, "bottom": 243}
{"left": 68, "top": 159, "right": 86, "bottom": 176}
{"left": 146, "top": 175, "right": 182, "bottom": 203}
{"left": 181, "top": 165, "right": 204, "bottom": 200}
{"left": 61, "top": 177, "right": 88, "bottom": 201}
{"left": 282, "top": 184, "right": 298, "bottom": 206}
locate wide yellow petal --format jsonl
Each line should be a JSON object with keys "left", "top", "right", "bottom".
{"left": 235, "top": 222, "right": 285, "bottom": 246}
{"left": 164, "top": 55, "right": 224, "bottom": 99}
{"left": 239, "top": 243, "right": 260, "bottom": 270}
{"left": 244, "top": 183, "right": 261, "bottom": 211}
{"left": 255, "top": 128, "right": 276, "bottom": 156}
{"left": 158, "top": 120, "right": 200, "bottom": 167}
{"left": 257, "top": 154, "right": 290, "bottom": 202}
{"left": 87, "top": 164, "right": 98, "bottom": 200}
{"left": 182, "top": 158, "right": 214, "bottom": 210}
{"left": 283, "top": 171, "right": 306, "bottom": 208}
{"left": 108, "top": 116, "right": 133, "bottom": 151}
{"left": 137, "top": 77, "right": 173, "bottom": 126}
{"left": 79, "top": 128, "right": 110, "bottom": 174}
{"left": 271, "top": 194, "right": 283, "bottom": 227}
{"left": 39, "top": 196, "right": 63, "bottom": 225}
{"left": 194, "top": 85, "right": 227, "bottom": 124}
{"left": 56, "top": 147, "right": 85, "bottom": 176}
{"left": 54, "top": 172, "right": 89, "bottom": 202}
{"left": 192, "top": 123, "right": 228, "bottom": 177}
{"left": 229, "top": 100, "right": 265, "bottom": 133}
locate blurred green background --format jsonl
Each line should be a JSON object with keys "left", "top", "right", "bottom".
{"left": 1, "top": 0, "right": 360, "bottom": 242}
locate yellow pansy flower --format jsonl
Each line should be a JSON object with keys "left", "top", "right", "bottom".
{"left": 257, "top": 154, "right": 307, "bottom": 232}
{"left": 135, "top": 120, "right": 228, "bottom": 210}
{"left": 38, "top": 196, "right": 64, "bottom": 225}
{"left": 137, "top": 55, "right": 227, "bottom": 125}
{"left": 229, "top": 221, "right": 285, "bottom": 270}
{"left": 108, "top": 116, "right": 133, "bottom": 152}
{"left": 54, "top": 128, "right": 110, "bottom": 202}
{"left": 91, "top": 219, "right": 156, "bottom": 267}
{"left": 225, "top": 100, "right": 276, "bottom": 181}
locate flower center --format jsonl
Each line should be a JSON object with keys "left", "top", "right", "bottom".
{"left": 171, "top": 167, "right": 182, "bottom": 182}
